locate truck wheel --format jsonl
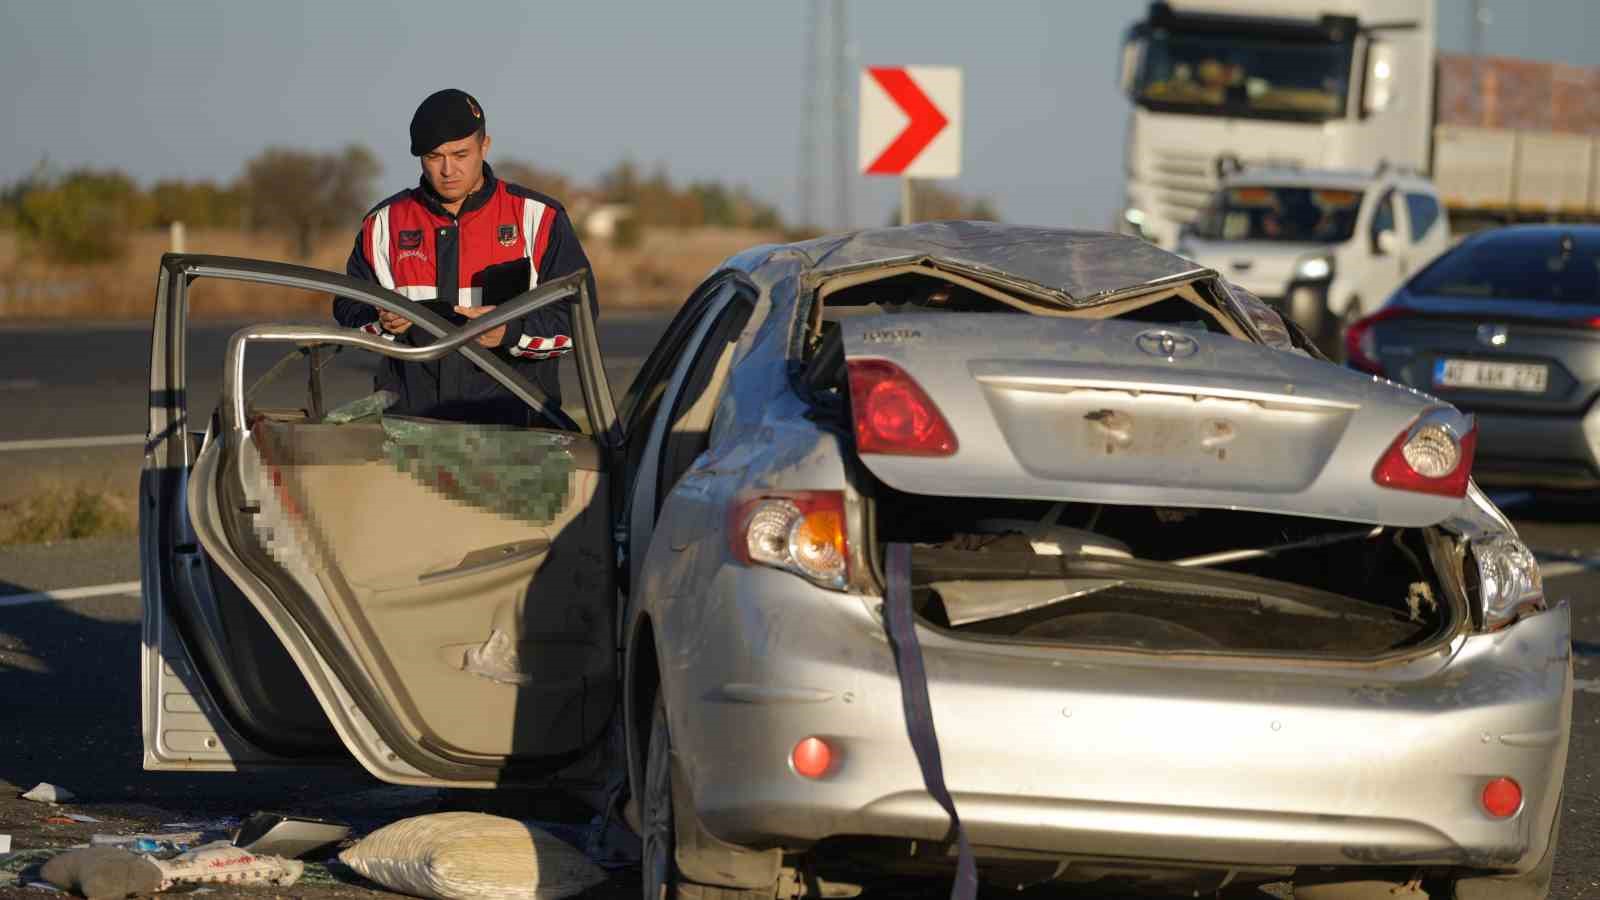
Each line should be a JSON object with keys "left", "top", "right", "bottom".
{"left": 642, "top": 698, "right": 775, "bottom": 900}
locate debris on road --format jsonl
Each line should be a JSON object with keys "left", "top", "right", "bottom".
{"left": 89, "top": 831, "right": 203, "bottom": 849}
{"left": 40, "top": 847, "right": 162, "bottom": 899}
{"left": 232, "top": 810, "right": 350, "bottom": 859}
{"left": 338, "top": 811, "right": 606, "bottom": 900}
{"left": 21, "top": 785, "right": 75, "bottom": 805}
{"left": 151, "top": 840, "right": 304, "bottom": 890}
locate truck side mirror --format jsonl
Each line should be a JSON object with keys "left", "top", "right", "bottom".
{"left": 1375, "top": 229, "right": 1400, "bottom": 256}
{"left": 1363, "top": 41, "right": 1396, "bottom": 115}
{"left": 1120, "top": 37, "right": 1145, "bottom": 97}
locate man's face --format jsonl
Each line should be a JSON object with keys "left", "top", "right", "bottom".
{"left": 420, "top": 132, "right": 491, "bottom": 202}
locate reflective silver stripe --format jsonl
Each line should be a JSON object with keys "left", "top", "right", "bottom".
{"left": 521, "top": 198, "right": 546, "bottom": 288}
{"left": 371, "top": 206, "right": 395, "bottom": 289}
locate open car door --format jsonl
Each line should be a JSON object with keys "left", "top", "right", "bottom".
{"left": 142, "top": 254, "right": 622, "bottom": 788}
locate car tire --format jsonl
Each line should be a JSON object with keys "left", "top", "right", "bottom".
{"left": 1450, "top": 795, "right": 1560, "bottom": 900}
{"left": 642, "top": 697, "right": 775, "bottom": 900}
{"left": 1287, "top": 285, "right": 1336, "bottom": 356}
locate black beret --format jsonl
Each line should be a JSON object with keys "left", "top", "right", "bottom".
{"left": 410, "top": 89, "right": 485, "bottom": 156}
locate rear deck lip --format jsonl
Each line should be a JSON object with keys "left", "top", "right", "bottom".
{"left": 971, "top": 371, "right": 1360, "bottom": 411}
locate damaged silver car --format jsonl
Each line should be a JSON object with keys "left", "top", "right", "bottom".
{"left": 142, "top": 223, "right": 1570, "bottom": 900}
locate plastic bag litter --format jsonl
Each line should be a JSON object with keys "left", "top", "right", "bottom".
{"left": 21, "top": 785, "right": 75, "bottom": 805}
{"left": 151, "top": 840, "right": 303, "bottom": 890}
{"left": 338, "top": 812, "right": 606, "bottom": 900}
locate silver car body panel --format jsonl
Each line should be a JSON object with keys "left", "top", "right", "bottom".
{"left": 791, "top": 222, "right": 1207, "bottom": 308}
{"left": 838, "top": 312, "right": 1463, "bottom": 528}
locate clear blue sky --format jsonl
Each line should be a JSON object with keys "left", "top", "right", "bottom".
{"left": 1, "top": 1, "right": 1594, "bottom": 231}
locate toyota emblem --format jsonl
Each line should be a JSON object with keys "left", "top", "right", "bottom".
{"left": 1136, "top": 330, "right": 1199, "bottom": 360}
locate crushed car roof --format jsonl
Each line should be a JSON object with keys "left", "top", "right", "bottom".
{"left": 767, "top": 221, "right": 1210, "bottom": 307}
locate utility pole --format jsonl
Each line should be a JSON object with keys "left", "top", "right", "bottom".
{"left": 830, "top": 0, "right": 850, "bottom": 231}
{"left": 799, "top": 0, "right": 820, "bottom": 230}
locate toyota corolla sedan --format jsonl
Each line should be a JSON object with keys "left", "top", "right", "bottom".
{"left": 1347, "top": 225, "right": 1600, "bottom": 495}
{"left": 142, "top": 223, "right": 1568, "bottom": 900}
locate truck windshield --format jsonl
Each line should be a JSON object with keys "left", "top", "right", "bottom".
{"left": 1192, "top": 186, "right": 1363, "bottom": 243}
{"left": 1136, "top": 31, "right": 1353, "bottom": 122}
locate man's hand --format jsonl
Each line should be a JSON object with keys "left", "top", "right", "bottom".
{"left": 378, "top": 310, "right": 413, "bottom": 335}
{"left": 454, "top": 305, "right": 507, "bottom": 348}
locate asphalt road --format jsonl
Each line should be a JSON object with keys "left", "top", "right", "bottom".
{"left": 1, "top": 317, "right": 1598, "bottom": 899}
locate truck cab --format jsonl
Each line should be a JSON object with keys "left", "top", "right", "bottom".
{"left": 1176, "top": 166, "right": 1451, "bottom": 353}
{"left": 1118, "top": 0, "right": 1435, "bottom": 250}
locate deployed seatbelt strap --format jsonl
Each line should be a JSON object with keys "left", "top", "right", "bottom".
{"left": 883, "top": 542, "right": 977, "bottom": 900}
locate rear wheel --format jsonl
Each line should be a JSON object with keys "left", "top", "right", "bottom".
{"left": 642, "top": 697, "right": 775, "bottom": 900}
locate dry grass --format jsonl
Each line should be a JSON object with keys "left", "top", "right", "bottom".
{"left": 0, "top": 476, "right": 138, "bottom": 546}
{"left": 0, "top": 225, "right": 779, "bottom": 320}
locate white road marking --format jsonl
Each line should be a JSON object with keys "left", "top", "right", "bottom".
{"left": 0, "top": 580, "right": 142, "bottom": 608}
{"left": 0, "top": 378, "right": 42, "bottom": 391}
{"left": 1539, "top": 560, "right": 1595, "bottom": 580}
{"left": 0, "top": 434, "right": 145, "bottom": 453}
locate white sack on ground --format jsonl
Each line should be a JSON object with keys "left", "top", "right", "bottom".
{"left": 21, "top": 783, "right": 75, "bottom": 804}
{"left": 151, "top": 840, "right": 305, "bottom": 889}
{"left": 338, "top": 812, "right": 606, "bottom": 900}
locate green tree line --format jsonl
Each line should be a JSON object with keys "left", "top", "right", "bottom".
{"left": 2, "top": 149, "right": 1000, "bottom": 264}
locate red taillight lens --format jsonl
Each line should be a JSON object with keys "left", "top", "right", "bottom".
{"left": 1481, "top": 777, "right": 1522, "bottom": 818}
{"left": 729, "top": 491, "right": 850, "bottom": 588}
{"left": 845, "top": 359, "right": 958, "bottom": 456}
{"left": 1373, "top": 415, "right": 1476, "bottom": 498}
{"left": 1344, "top": 306, "right": 1413, "bottom": 374}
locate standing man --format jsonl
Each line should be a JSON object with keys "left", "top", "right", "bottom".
{"left": 334, "top": 88, "right": 596, "bottom": 426}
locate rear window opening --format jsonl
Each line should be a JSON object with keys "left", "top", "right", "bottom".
{"left": 800, "top": 266, "right": 1246, "bottom": 391}
{"left": 869, "top": 487, "right": 1460, "bottom": 660}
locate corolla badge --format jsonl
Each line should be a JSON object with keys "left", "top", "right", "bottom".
{"left": 1136, "top": 329, "right": 1199, "bottom": 360}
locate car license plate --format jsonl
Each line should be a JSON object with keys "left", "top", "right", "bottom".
{"left": 1433, "top": 358, "right": 1549, "bottom": 393}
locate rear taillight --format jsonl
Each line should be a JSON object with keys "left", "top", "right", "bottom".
{"left": 729, "top": 491, "right": 849, "bottom": 589}
{"left": 1372, "top": 409, "right": 1476, "bottom": 498}
{"left": 845, "top": 359, "right": 957, "bottom": 456}
{"left": 1344, "top": 306, "right": 1413, "bottom": 374}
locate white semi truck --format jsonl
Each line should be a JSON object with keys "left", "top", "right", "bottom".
{"left": 1118, "top": 0, "right": 1600, "bottom": 249}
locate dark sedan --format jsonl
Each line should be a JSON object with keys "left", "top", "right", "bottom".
{"left": 1346, "top": 225, "right": 1600, "bottom": 489}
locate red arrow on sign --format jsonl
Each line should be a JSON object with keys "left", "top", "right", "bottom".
{"left": 863, "top": 67, "right": 950, "bottom": 176}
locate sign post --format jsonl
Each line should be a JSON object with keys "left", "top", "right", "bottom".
{"left": 859, "top": 66, "right": 962, "bottom": 226}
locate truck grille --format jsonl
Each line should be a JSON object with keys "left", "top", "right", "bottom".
{"left": 1151, "top": 150, "right": 1216, "bottom": 224}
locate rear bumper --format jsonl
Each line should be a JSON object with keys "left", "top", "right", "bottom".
{"left": 660, "top": 567, "right": 1573, "bottom": 874}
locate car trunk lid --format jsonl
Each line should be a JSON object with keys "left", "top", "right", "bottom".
{"left": 840, "top": 312, "right": 1466, "bottom": 528}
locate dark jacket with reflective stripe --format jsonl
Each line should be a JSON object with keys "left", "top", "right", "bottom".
{"left": 332, "top": 163, "right": 596, "bottom": 425}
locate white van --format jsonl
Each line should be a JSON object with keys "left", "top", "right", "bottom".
{"left": 1177, "top": 167, "right": 1450, "bottom": 352}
